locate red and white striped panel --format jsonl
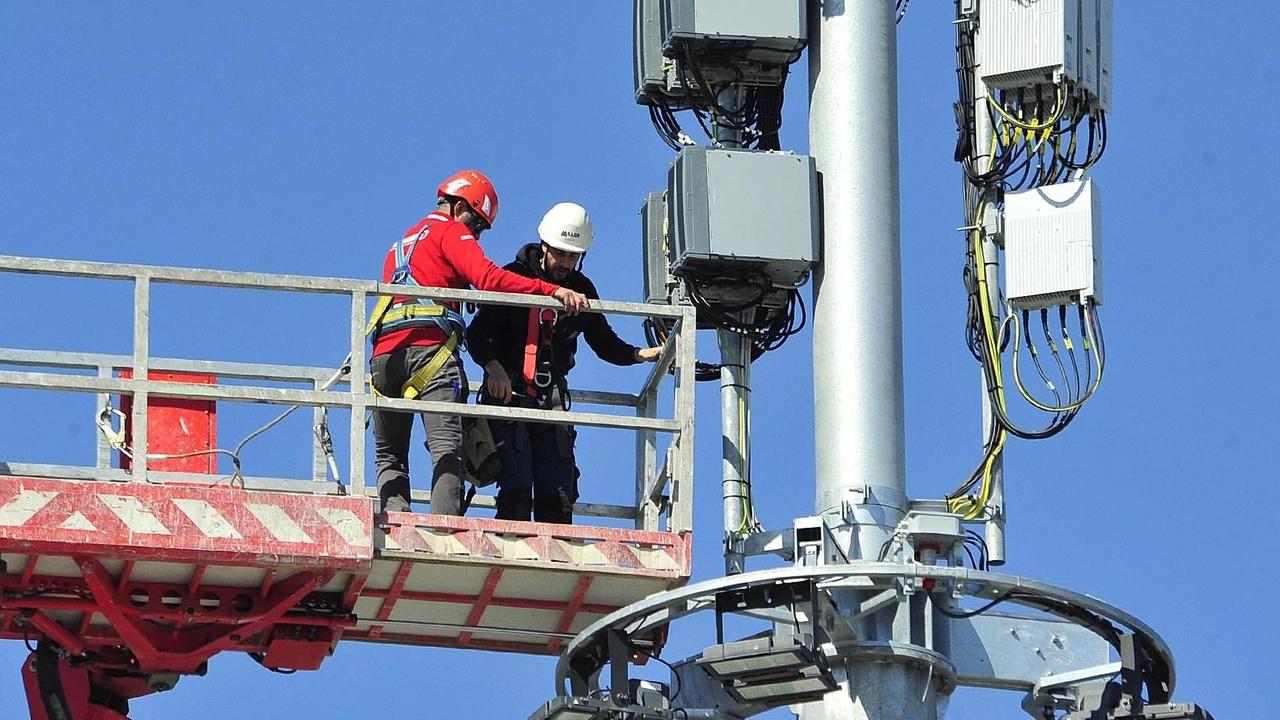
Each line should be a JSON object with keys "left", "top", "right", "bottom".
{"left": 0, "top": 477, "right": 373, "bottom": 570}
{"left": 377, "top": 513, "right": 691, "bottom": 579}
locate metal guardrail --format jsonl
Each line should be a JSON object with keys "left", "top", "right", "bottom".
{"left": 0, "top": 255, "right": 698, "bottom": 533}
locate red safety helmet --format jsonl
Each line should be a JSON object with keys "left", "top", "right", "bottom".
{"left": 437, "top": 170, "right": 499, "bottom": 227}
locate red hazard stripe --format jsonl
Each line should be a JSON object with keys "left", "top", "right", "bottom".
{"left": 0, "top": 477, "right": 373, "bottom": 570}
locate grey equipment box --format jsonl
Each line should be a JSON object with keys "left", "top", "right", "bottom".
{"left": 1003, "top": 178, "right": 1103, "bottom": 310}
{"left": 978, "top": 0, "right": 1084, "bottom": 90}
{"left": 635, "top": 0, "right": 800, "bottom": 106}
{"left": 976, "top": 0, "right": 1111, "bottom": 110}
{"left": 667, "top": 147, "right": 818, "bottom": 288}
{"left": 640, "top": 191, "right": 675, "bottom": 303}
{"left": 634, "top": 0, "right": 672, "bottom": 106}
{"left": 664, "top": 0, "right": 806, "bottom": 66}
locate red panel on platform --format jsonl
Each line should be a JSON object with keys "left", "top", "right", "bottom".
{"left": 117, "top": 370, "right": 217, "bottom": 474}
{"left": 0, "top": 477, "right": 374, "bottom": 569}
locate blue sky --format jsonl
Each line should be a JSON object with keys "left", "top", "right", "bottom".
{"left": 1, "top": 3, "right": 1275, "bottom": 718}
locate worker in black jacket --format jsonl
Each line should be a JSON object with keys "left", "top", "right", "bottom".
{"left": 467, "top": 202, "right": 663, "bottom": 523}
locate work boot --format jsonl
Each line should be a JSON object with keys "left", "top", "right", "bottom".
{"left": 495, "top": 490, "right": 533, "bottom": 522}
{"left": 380, "top": 494, "right": 411, "bottom": 513}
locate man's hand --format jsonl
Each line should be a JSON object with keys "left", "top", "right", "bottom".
{"left": 484, "top": 360, "right": 513, "bottom": 404}
{"left": 635, "top": 346, "right": 664, "bottom": 363}
{"left": 552, "top": 286, "right": 589, "bottom": 316}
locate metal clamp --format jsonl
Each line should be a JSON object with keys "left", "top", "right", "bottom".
{"left": 96, "top": 405, "right": 129, "bottom": 454}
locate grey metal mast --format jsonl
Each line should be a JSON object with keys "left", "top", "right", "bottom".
{"left": 549, "top": 5, "right": 1214, "bottom": 720}
{"left": 808, "top": 0, "right": 907, "bottom": 564}
{"left": 714, "top": 86, "right": 752, "bottom": 575}
{"left": 803, "top": 1, "right": 940, "bottom": 718}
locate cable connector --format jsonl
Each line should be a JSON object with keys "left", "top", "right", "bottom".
{"left": 314, "top": 419, "right": 344, "bottom": 494}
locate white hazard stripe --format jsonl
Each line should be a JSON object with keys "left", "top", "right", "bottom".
{"left": 245, "top": 503, "right": 314, "bottom": 544}
{"left": 100, "top": 495, "right": 172, "bottom": 535}
{"left": 60, "top": 511, "right": 99, "bottom": 532}
{"left": 0, "top": 490, "right": 58, "bottom": 526}
{"left": 316, "top": 507, "right": 367, "bottom": 546}
{"left": 171, "top": 499, "right": 241, "bottom": 539}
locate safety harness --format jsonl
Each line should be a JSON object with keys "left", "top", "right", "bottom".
{"left": 516, "top": 306, "right": 575, "bottom": 412}
{"left": 523, "top": 307, "right": 558, "bottom": 399}
{"left": 366, "top": 219, "right": 467, "bottom": 399}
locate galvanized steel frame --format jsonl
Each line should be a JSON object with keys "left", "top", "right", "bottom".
{"left": 0, "top": 254, "right": 698, "bottom": 533}
{"left": 553, "top": 563, "right": 1177, "bottom": 710}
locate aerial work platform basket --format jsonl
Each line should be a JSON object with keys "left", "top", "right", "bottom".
{"left": 0, "top": 255, "right": 696, "bottom": 694}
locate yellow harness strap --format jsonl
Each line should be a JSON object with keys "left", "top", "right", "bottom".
{"left": 370, "top": 332, "right": 460, "bottom": 401}
{"left": 402, "top": 332, "right": 460, "bottom": 399}
{"left": 381, "top": 303, "right": 447, "bottom": 329}
{"left": 365, "top": 295, "right": 395, "bottom": 338}
{"left": 367, "top": 296, "right": 448, "bottom": 339}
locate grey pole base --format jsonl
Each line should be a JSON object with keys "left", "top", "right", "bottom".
{"left": 554, "top": 563, "right": 1174, "bottom": 720}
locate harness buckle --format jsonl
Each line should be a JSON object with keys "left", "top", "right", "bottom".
{"left": 533, "top": 368, "right": 554, "bottom": 390}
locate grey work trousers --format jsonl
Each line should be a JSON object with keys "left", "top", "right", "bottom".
{"left": 370, "top": 345, "right": 467, "bottom": 515}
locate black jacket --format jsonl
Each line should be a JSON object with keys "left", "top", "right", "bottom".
{"left": 467, "top": 243, "right": 639, "bottom": 397}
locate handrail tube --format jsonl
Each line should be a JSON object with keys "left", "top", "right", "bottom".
{"left": 638, "top": 334, "right": 678, "bottom": 400}
{"left": 0, "top": 348, "right": 337, "bottom": 384}
{"left": 413, "top": 490, "right": 637, "bottom": 521}
{"left": 644, "top": 447, "right": 674, "bottom": 505}
{"left": 0, "top": 462, "right": 638, "bottom": 522}
{"left": 0, "top": 350, "right": 645, "bottom": 411}
{"left": 0, "top": 254, "right": 684, "bottom": 319}
{"left": 371, "top": 397, "right": 680, "bottom": 433}
{"left": 0, "top": 371, "right": 680, "bottom": 433}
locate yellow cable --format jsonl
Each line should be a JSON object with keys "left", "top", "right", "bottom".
{"left": 987, "top": 85, "right": 1065, "bottom": 131}
{"left": 947, "top": 208, "right": 1008, "bottom": 519}
{"left": 966, "top": 220, "right": 1008, "bottom": 519}
{"left": 1009, "top": 304, "right": 1105, "bottom": 413}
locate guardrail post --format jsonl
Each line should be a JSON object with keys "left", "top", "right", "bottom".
{"left": 672, "top": 305, "right": 698, "bottom": 534}
{"left": 348, "top": 289, "right": 368, "bottom": 497}
{"left": 96, "top": 365, "right": 113, "bottom": 469}
{"left": 635, "top": 391, "right": 658, "bottom": 531}
{"left": 312, "top": 373, "right": 327, "bottom": 484}
{"left": 130, "top": 275, "right": 151, "bottom": 481}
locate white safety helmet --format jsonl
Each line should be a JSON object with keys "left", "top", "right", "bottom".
{"left": 537, "top": 202, "right": 594, "bottom": 254}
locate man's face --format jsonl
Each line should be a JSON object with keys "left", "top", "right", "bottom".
{"left": 455, "top": 201, "right": 490, "bottom": 238}
{"left": 541, "top": 244, "right": 582, "bottom": 281}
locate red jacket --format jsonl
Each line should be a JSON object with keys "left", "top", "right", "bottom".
{"left": 372, "top": 211, "right": 561, "bottom": 357}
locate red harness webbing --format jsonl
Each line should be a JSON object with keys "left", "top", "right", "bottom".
{"left": 522, "top": 307, "right": 558, "bottom": 397}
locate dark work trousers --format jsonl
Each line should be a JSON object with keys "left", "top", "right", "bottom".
{"left": 371, "top": 345, "right": 467, "bottom": 515}
{"left": 484, "top": 394, "right": 577, "bottom": 523}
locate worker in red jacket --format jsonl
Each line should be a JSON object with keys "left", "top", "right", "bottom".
{"left": 367, "top": 170, "right": 589, "bottom": 516}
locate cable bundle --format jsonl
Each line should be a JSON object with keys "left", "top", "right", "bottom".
{"left": 643, "top": 266, "right": 807, "bottom": 383}
{"left": 647, "top": 46, "right": 798, "bottom": 151}
{"left": 947, "top": 1, "right": 1110, "bottom": 519}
